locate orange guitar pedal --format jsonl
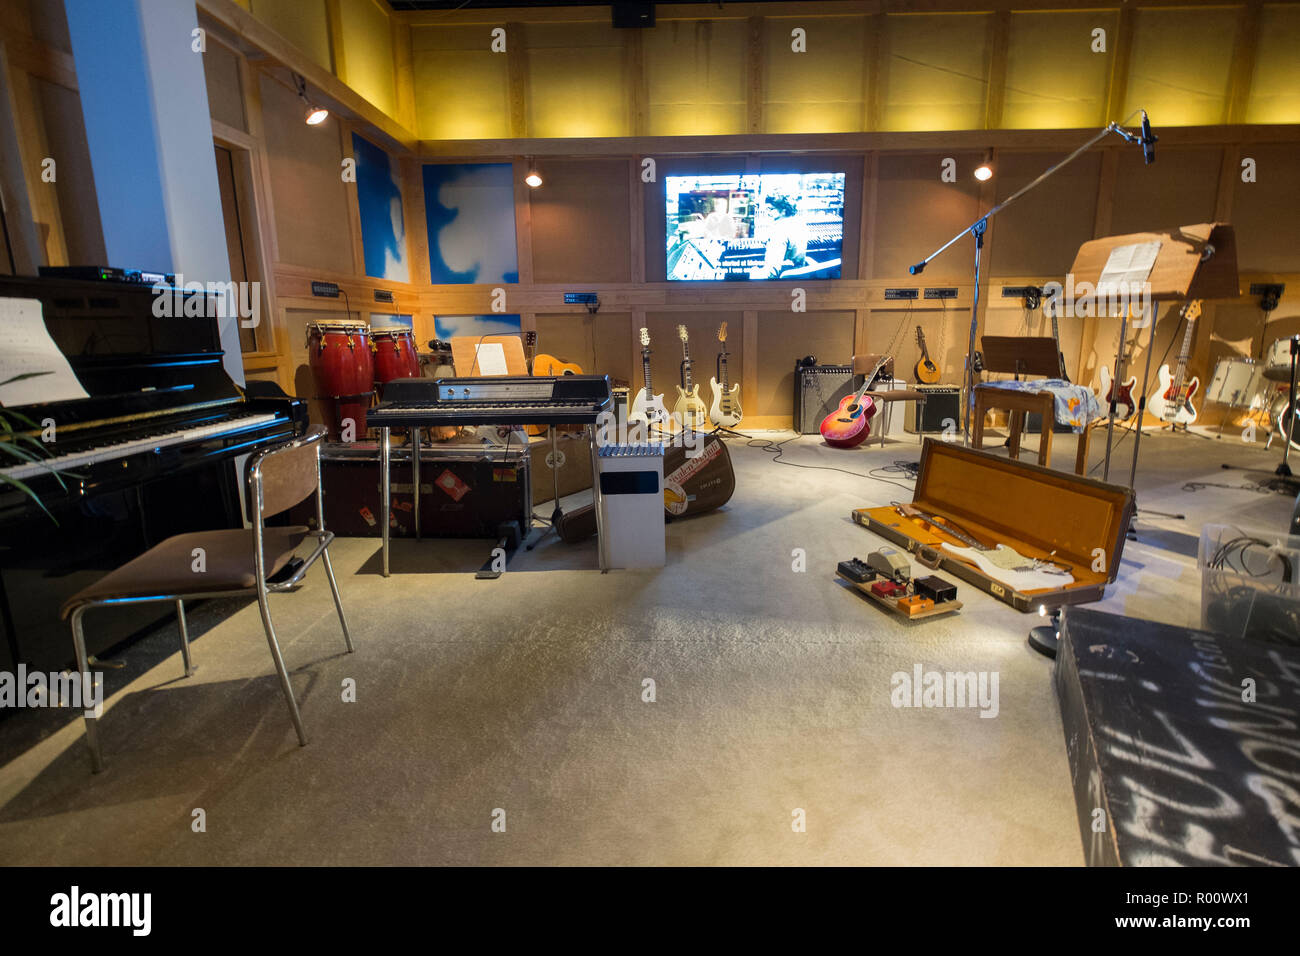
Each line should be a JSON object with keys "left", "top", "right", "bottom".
{"left": 899, "top": 595, "right": 935, "bottom": 616}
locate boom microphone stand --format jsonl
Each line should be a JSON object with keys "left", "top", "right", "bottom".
{"left": 908, "top": 111, "right": 1157, "bottom": 446}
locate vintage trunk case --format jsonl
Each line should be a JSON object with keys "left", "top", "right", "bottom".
{"left": 852, "top": 440, "right": 1134, "bottom": 611}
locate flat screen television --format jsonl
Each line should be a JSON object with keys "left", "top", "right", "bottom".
{"left": 665, "top": 172, "right": 845, "bottom": 281}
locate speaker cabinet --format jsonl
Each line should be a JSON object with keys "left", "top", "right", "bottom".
{"left": 904, "top": 385, "right": 962, "bottom": 433}
{"left": 794, "top": 364, "right": 857, "bottom": 434}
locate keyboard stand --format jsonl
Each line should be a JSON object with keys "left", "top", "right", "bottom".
{"left": 378, "top": 421, "right": 608, "bottom": 578}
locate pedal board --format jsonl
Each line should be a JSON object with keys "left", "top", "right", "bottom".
{"left": 836, "top": 559, "right": 961, "bottom": 622}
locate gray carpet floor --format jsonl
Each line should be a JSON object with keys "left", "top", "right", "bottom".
{"left": 0, "top": 427, "right": 1294, "bottom": 865}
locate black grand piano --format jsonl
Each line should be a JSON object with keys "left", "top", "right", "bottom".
{"left": 0, "top": 274, "right": 307, "bottom": 675}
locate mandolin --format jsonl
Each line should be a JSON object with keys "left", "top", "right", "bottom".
{"left": 819, "top": 356, "right": 889, "bottom": 448}
{"left": 708, "top": 321, "right": 743, "bottom": 428}
{"left": 672, "top": 325, "right": 709, "bottom": 429}
{"left": 913, "top": 327, "right": 941, "bottom": 384}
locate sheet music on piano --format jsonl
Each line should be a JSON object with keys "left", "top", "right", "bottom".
{"left": 0, "top": 296, "right": 89, "bottom": 406}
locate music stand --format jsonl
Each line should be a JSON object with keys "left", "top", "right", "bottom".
{"left": 1069, "top": 223, "right": 1240, "bottom": 491}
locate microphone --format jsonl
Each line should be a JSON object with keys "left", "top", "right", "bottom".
{"left": 1140, "top": 110, "right": 1157, "bottom": 165}
{"left": 909, "top": 261, "right": 927, "bottom": 276}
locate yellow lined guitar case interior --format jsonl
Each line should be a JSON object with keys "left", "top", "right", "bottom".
{"left": 853, "top": 439, "right": 1135, "bottom": 612}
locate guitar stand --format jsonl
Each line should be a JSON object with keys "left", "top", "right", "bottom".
{"left": 709, "top": 424, "right": 750, "bottom": 440}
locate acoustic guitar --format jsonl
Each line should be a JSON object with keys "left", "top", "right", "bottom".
{"left": 1147, "top": 300, "right": 1203, "bottom": 426}
{"left": 913, "top": 327, "right": 941, "bottom": 384}
{"left": 819, "top": 356, "right": 889, "bottom": 448}
{"left": 672, "top": 325, "right": 709, "bottom": 429}
{"left": 525, "top": 335, "right": 583, "bottom": 437}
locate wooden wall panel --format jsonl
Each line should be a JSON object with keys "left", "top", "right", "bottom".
{"left": 534, "top": 312, "right": 633, "bottom": 385}
{"left": 643, "top": 18, "right": 747, "bottom": 136}
{"left": 755, "top": 310, "right": 853, "bottom": 418}
{"left": 338, "top": 0, "right": 396, "bottom": 119}
{"left": 988, "top": 150, "right": 1101, "bottom": 278}
{"left": 872, "top": 151, "right": 983, "bottom": 279}
{"left": 761, "top": 16, "right": 866, "bottom": 134}
{"left": 203, "top": 39, "right": 246, "bottom": 132}
{"left": 529, "top": 159, "right": 632, "bottom": 284}
{"left": 33, "top": 77, "right": 104, "bottom": 266}
{"left": 1108, "top": 147, "right": 1222, "bottom": 236}
{"left": 1002, "top": 10, "right": 1115, "bottom": 130}
{"left": 259, "top": 72, "right": 354, "bottom": 274}
{"left": 248, "top": 0, "right": 332, "bottom": 73}
{"left": 1123, "top": 6, "right": 1240, "bottom": 127}
{"left": 646, "top": 311, "right": 742, "bottom": 408}
{"left": 1230, "top": 143, "right": 1300, "bottom": 274}
{"left": 523, "top": 22, "right": 631, "bottom": 138}
{"left": 411, "top": 24, "right": 510, "bottom": 140}
{"left": 879, "top": 13, "right": 993, "bottom": 132}
{"left": 1246, "top": 4, "right": 1300, "bottom": 124}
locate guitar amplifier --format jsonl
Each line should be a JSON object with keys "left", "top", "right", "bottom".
{"left": 794, "top": 363, "right": 858, "bottom": 434}
{"left": 905, "top": 385, "right": 962, "bottom": 434}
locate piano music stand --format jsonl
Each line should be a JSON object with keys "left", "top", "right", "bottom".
{"left": 1069, "top": 223, "right": 1240, "bottom": 491}
{"left": 972, "top": 337, "right": 1091, "bottom": 475}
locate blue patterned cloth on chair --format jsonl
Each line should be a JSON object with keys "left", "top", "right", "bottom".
{"left": 977, "top": 379, "right": 1102, "bottom": 433}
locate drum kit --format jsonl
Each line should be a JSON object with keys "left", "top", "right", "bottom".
{"left": 1206, "top": 335, "right": 1300, "bottom": 452}
{"left": 305, "top": 322, "right": 421, "bottom": 440}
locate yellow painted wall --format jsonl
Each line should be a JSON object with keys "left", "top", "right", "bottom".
{"left": 248, "top": 0, "right": 332, "bottom": 73}
{"left": 878, "top": 13, "right": 993, "bottom": 132}
{"left": 1002, "top": 10, "right": 1116, "bottom": 129}
{"left": 644, "top": 18, "right": 747, "bottom": 136}
{"left": 338, "top": 0, "right": 396, "bottom": 119}
{"left": 524, "top": 22, "right": 631, "bottom": 138}
{"left": 1124, "top": 6, "right": 1241, "bottom": 126}
{"left": 1246, "top": 4, "right": 1300, "bottom": 124}
{"left": 762, "top": 16, "right": 866, "bottom": 133}
{"left": 412, "top": 24, "right": 511, "bottom": 140}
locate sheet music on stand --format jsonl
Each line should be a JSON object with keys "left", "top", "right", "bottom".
{"left": 0, "top": 296, "right": 89, "bottom": 406}
{"left": 1096, "top": 241, "right": 1161, "bottom": 300}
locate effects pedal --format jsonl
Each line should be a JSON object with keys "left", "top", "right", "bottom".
{"left": 898, "top": 595, "right": 935, "bottom": 617}
{"left": 867, "top": 547, "right": 911, "bottom": 583}
{"left": 914, "top": 575, "right": 957, "bottom": 604}
{"left": 872, "top": 579, "right": 905, "bottom": 598}
{"left": 837, "top": 557, "right": 876, "bottom": 584}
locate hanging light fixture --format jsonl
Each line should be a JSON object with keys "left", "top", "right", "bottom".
{"left": 295, "top": 73, "right": 328, "bottom": 126}
{"left": 973, "top": 151, "right": 994, "bottom": 182}
{"left": 524, "top": 157, "right": 542, "bottom": 188}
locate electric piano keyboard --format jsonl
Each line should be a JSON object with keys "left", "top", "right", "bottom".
{"left": 366, "top": 375, "right": 612, "bottom": 429}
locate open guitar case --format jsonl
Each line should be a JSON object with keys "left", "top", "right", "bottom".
{"left": 853, "top": 440, "right": 1134, "bottom": 612}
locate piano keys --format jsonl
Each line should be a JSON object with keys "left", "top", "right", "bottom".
{"left": 366, "top": 375, "right": 612, "bottom": 429}
{"left": 0, "top": 274, "right": 307, "bottom": 673}
{"left": 365, "top": 375, "right": 611, "bottom": 578}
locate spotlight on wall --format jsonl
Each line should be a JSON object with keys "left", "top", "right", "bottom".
{"left": 295, "top": 74, "right": 328, "bottom": 126}
{"left": 524, "top": 158, "right": 543, "bottom": 188}
{"left": 973, "top": 157, "right": 994, "bottom": 182}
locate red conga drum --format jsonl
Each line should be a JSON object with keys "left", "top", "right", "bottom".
{"left": 306, "top": 322, "right": 374, "bottom": 440}
{"left": 371, "top": 327, "right": 420, "bottom": 396}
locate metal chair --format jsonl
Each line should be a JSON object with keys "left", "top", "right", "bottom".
{"left": 60, "top": 426, "right": 353, "bottom": 772}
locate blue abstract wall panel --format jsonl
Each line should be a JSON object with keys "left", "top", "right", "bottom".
{"left": 352, "top": 133, "right": 409, "bottom": 283}
{"left": 422, "top": 163, "right": 519, "bottom": 284}
{"left": 433, "top": 314, "right": 522, "bottom": 340}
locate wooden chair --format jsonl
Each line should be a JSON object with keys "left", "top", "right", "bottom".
{"left": 852, "top": 353, "right": 927, "bottom": 447}
{"left": 61, "top": 426, "right": 353, "bottom": 772}
{"left": 972, "top": 337, "right": 1091, "bottom": 475}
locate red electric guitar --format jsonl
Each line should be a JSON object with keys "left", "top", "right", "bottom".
{"left": 819, "top": 357, "right": 890, "bottom": 448}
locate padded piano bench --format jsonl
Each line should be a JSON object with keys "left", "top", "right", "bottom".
{"left": 972, "top": 383, "right": 1090, "bottom": 475}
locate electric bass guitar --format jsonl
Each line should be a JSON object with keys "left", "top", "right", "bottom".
{"left": 1147, "top": 299, "right": 1203, "bottom": 426}
{"left": 1097, "top": 309, "right": 1138, "bottom": 421}
{"left": 819, "top": 356, "right": 889, "bottom": 448}
{"left": 708, "top": 321, "right": 743, "bottom": 428}
{"left": 628, "top": 327, "right": 672, "bottom": 430}
{"left": 672, "top": 325, "right": 709, "bottom": 429}
{"left": 913, "top": 327, "right": 941, "bottom": 384}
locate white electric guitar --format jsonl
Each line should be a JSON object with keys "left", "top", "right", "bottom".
{"left": 895, "top": 503, "right": 1074, "bottom": 592}
{"left": 628, "top": 327, "right": 672, "bottom": 430}
{"left": 708, "top": 321, "right": 743, "bottom": 428}
{"left": 1147, "top": 300, "right": 1203, "bottom": 427}
{"left": 672, "top": 324, "right": 709, "bottom": 429}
